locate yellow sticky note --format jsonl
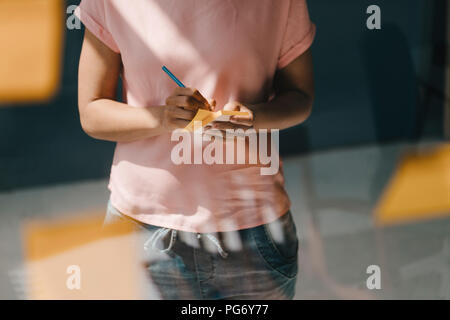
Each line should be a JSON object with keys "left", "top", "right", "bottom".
{"left": 184, "top": 109, "right": 249, "bottom": 132}
{"left": 0, "top": 0, "right": 63, "bottom": 103}
{"left": 375, "top": 145, "right": 450, "bottom": 226}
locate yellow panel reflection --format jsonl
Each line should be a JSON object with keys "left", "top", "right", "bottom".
{"left": 0, "top": 0, "right": 63, "bottom": 103}
{"left": 375, "top": 144, "right": 450, "bottom": 226}
{"left": 23, "top": 213, "right": 152, "bottom": 299}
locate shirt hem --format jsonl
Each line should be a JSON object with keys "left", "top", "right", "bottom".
{"left": 108, "top": 191, "right": 291, "bottom": 233}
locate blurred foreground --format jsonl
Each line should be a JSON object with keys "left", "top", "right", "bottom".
{"left": 1, "top": 140, "right": 448, "bottom": 299}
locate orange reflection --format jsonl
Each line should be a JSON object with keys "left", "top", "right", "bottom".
{"left": 0, "top": 0, "right": 63, "bottom": 103}
{"left": 22, "top": 213, "right": 151, "bottom": 299}
{"left": 375, "top": 144, "right": 450, "bottom": 226}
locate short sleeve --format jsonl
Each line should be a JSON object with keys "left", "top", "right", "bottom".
{"left": 75, "top": 0, "right": 120, "bottom": 53}
{"left": 278, "top": 0, "right": 316, "bottom": 69}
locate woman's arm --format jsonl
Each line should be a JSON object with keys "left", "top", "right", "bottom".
{"left": 253, "top": 49, "right": 315, "bottom": 130}
{"left": 78, "top": 30, "right": 206, "bottom": 142}
{"left": 78, "top": 30, "right": 165, "bottom": 142}
{"left": 214, "top": 49, "right": 315, "bottom": 131}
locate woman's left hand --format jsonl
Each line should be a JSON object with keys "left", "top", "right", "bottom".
{"left": 212, "top": 101, "right": 254, "bottom": 131}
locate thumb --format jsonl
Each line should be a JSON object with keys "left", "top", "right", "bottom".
{"left": 223, "top": 101, "right": 240, "bottom": 111}
{"left": 208, "top": 99, "right": 217, "bottom": 111}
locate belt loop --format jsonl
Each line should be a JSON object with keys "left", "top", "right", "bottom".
{"left": 143, "top": 228, "right": 177, "bottom": 253}
{"left": 205, "top": 234, "right": 229, "bottom": 258}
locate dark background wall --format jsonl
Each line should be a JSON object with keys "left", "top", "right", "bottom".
{"left": 0, "top": 0, "right": 445, "bottom": 191}
{"left": 282, "top": 0, "right": 444, "bottom": 153}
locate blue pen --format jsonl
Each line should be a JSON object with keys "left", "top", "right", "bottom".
{"left": 162, "top": 66, "right": 186, "bottom": 88}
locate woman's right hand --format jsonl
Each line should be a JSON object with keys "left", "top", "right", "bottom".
{"left": 161, "top": 87, "right": 215, "bottom": 131}
{"left": 79, "top": 30, "right": 215, "bottom": 142}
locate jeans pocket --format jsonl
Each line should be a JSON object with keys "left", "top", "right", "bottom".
{"left": 251, "top": 211, "right": 299, "bottom": 279}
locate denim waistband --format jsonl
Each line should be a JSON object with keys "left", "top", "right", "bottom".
{"left": 143, "top": 228, "right": 229, "bottom": 258}
{"left": 107, "top": 201, "right": 229, "bottom": 258}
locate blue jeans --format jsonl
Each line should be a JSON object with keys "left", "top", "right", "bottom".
{"left": 105, "top": 202, "right": 299, "bottom": 300}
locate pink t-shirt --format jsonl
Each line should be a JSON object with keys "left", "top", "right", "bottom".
{"left": 76, "top": 0, "right": 315, "bottom": 233}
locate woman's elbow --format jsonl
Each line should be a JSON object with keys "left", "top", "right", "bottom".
{"left": 295, "top": 90, "right": 314, "bottom": 123}
{"left": 78, "top": 103, "right": 99, "bottom": 138}
{"left": 304, "top": 94, "right": 314, "bottom": 120}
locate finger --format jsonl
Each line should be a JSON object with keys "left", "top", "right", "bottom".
{"left": 166, "top": 95, "right": 203, "bottom": 111}
{"left": 212, "top": 122, "right": 252, "bottom": 131}
{"left": 192, "top": 90, "right": 210, "bottom": 108}
{"left": 230, "top": 118, "right": 253, "bottom": 127}
{"left": 167, "top": 106, "right": 196, "bottom": 120}
{"left": 170, "top": 87, "right": 212, "bottom": 110}
{"left": 168, "top": 119, "right": 191, "bottom": 130}
{"left": 208, "top": 99, "right": 217, "bottom": 111}
{"left": 172, "top": 87, "right": 196, "bottom": 96}
{"left": 166, "top": 95, "right": 188, "bottom": 107}
{"left": 223, "top": 102, "right": 240, "bottom": 112}
{"left": 212, "top": 122, "right": 234, "bottom": 131}
{"left": 230, "top": 114, "right": 253, "bottom": 124}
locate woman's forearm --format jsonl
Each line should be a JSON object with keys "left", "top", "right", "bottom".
{"left": 251, "top": 90, "right": 314, "bottom": 130}
{"left": 80, "top": 90, "right": 313, "bottom": 142}
{"left": 80, "top": 99, "right": 166, "bottom": 142}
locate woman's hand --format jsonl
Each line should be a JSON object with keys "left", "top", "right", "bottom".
{"left": 162, "top": 87, "right": 216, "bottom": 131}
{"left": 213, "top": 49, "right": 315, "bottom": 133}
{"left": 212, "top": 101, "right": 254, "bottom": 131}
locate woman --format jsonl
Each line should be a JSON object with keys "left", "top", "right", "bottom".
{"left": 76, "top": 0, "right": 315, "bottom": 299}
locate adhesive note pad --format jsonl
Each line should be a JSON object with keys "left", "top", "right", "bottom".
{"left": 0, "top": 0, "right": 63, "bottom": 103}
{"left": 375, "top": 145, "right": 450, "bottom": 226}
{"left": 184, "top": 109, "right": 249, "bottom": 132}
